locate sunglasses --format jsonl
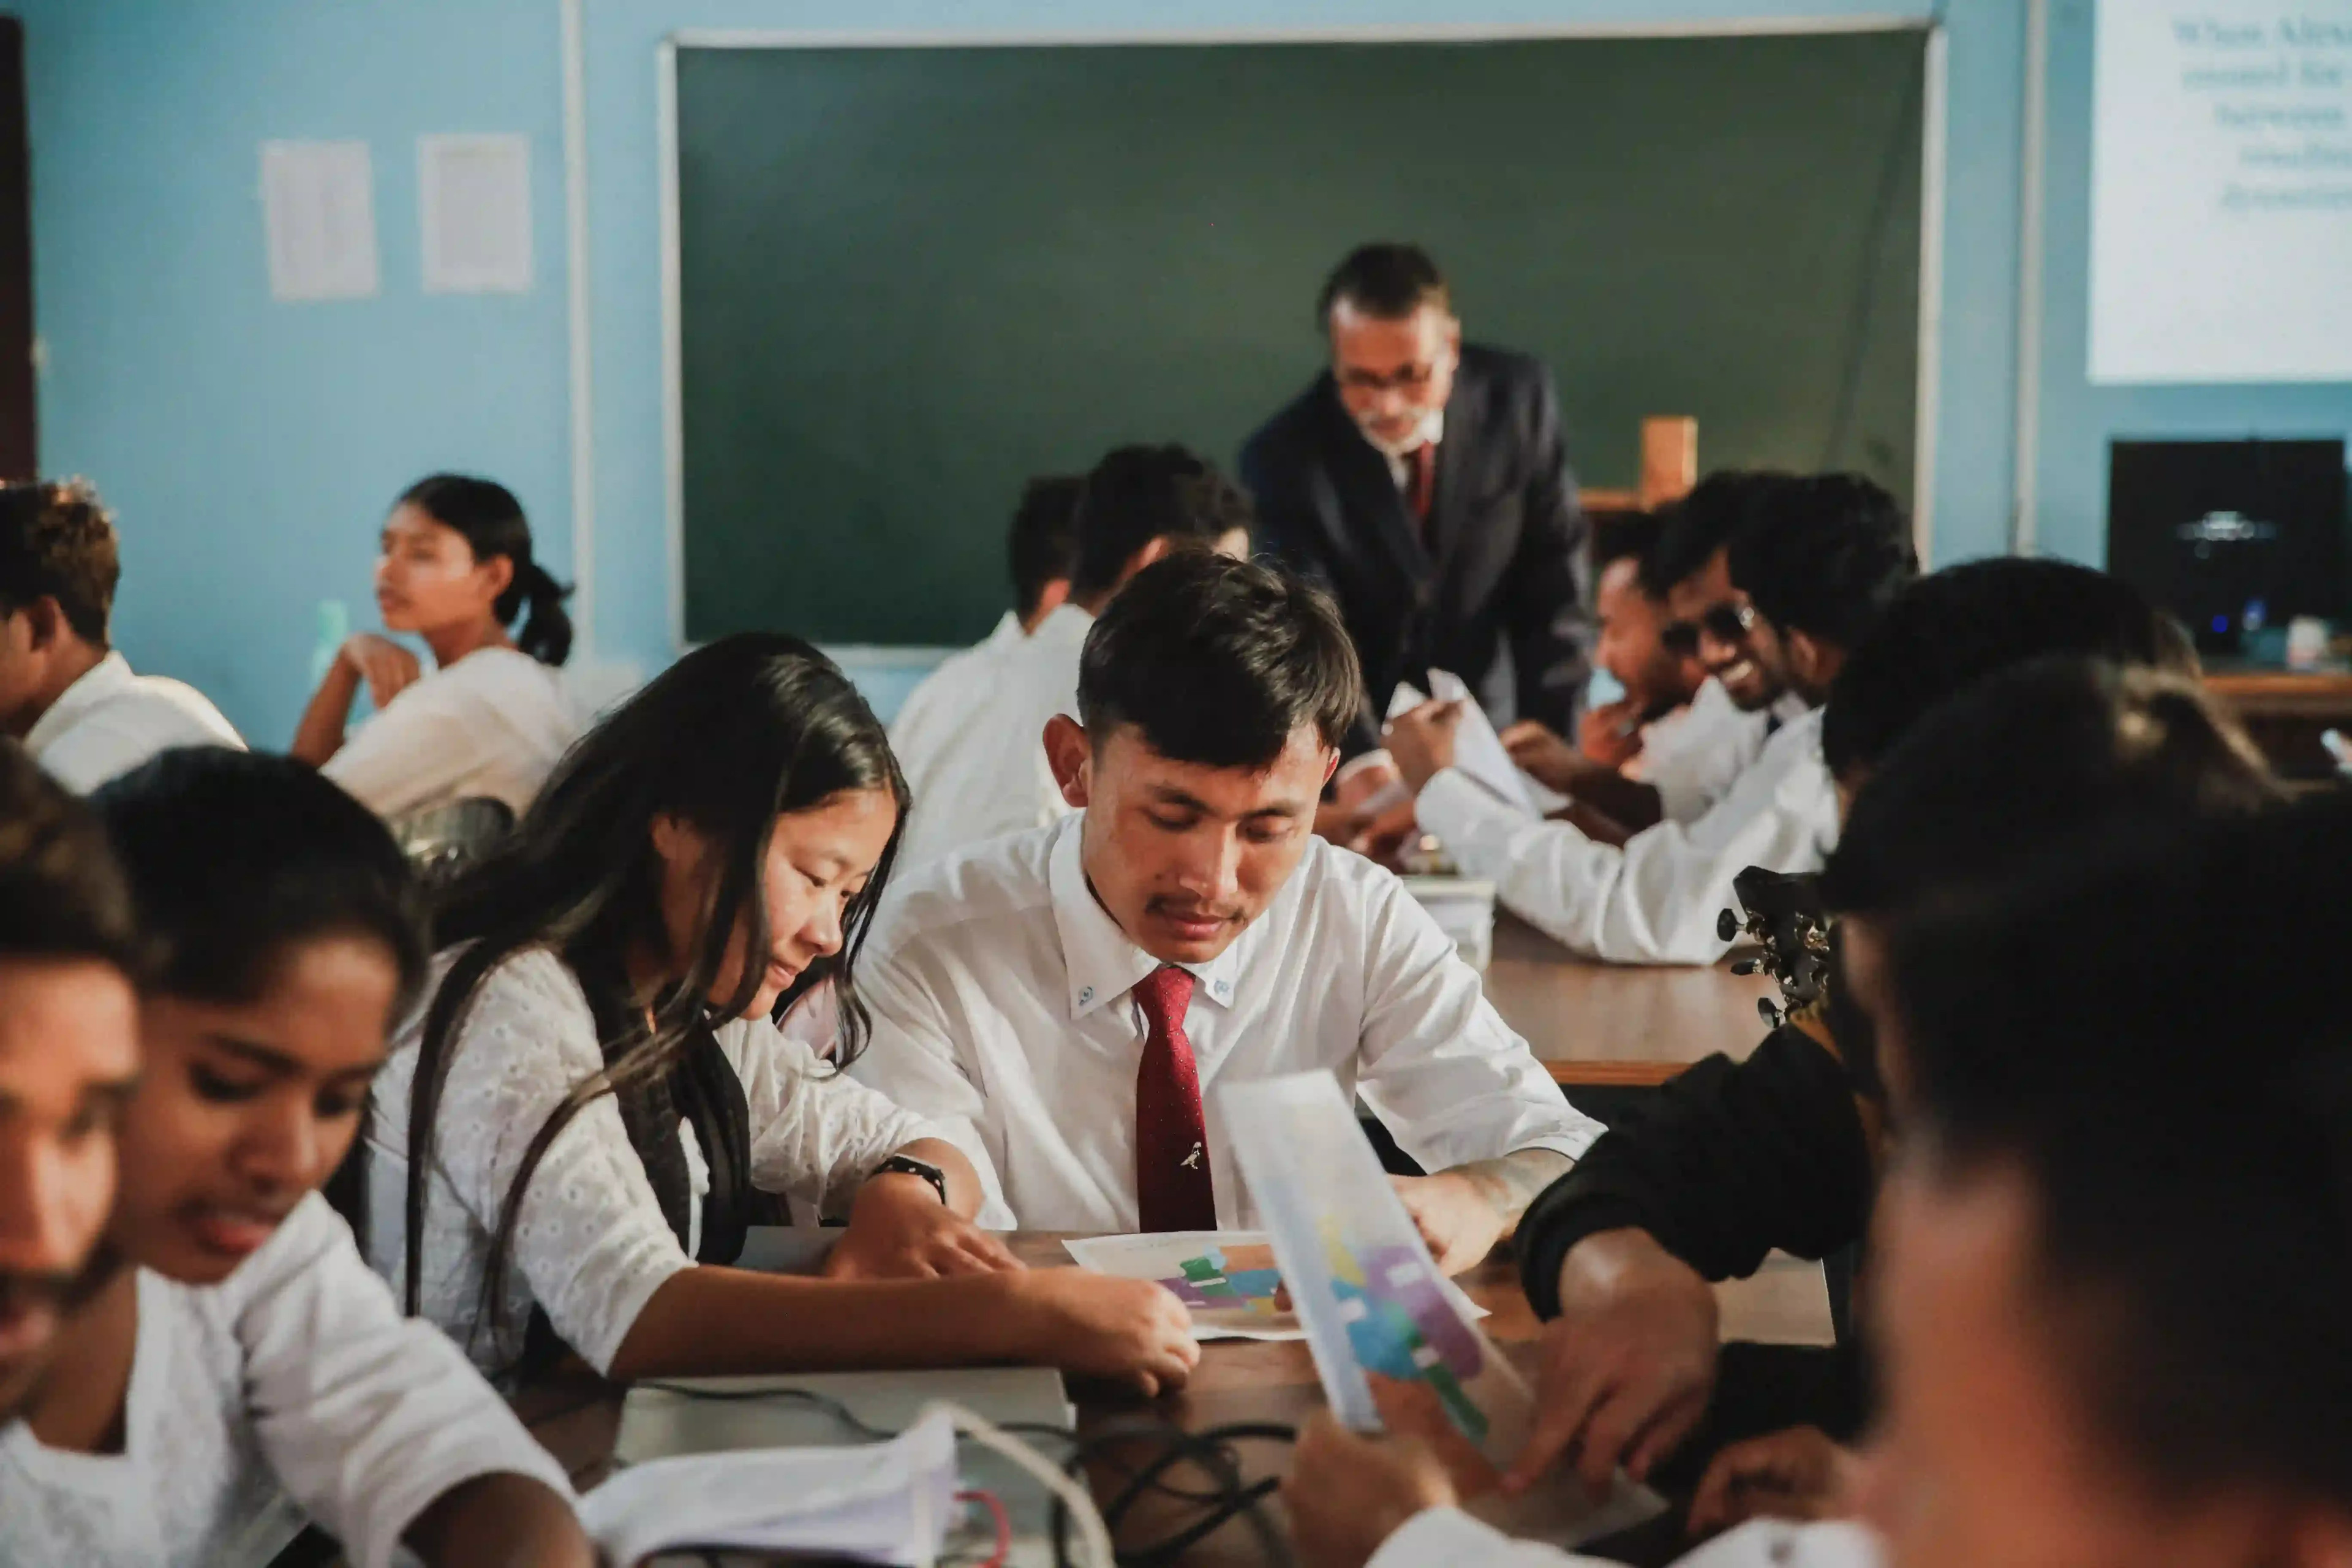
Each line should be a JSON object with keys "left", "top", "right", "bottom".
{"left": 1660, "top": 601, "right": 1757, "bottom": 658}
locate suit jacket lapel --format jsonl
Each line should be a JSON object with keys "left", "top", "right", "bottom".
{"left": 1316, "top": 379, "right": 1431, "bottom": 586}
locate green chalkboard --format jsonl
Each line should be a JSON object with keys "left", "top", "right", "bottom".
{"left": 676, "top": 30, "right": 1926, "bottom": 646}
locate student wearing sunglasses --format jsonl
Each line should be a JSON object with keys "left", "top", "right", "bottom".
{"left": 1384, "top": 473, "right": 1913, "bottom": 965}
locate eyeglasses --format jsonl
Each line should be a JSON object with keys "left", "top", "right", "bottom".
{"left": 1335, "top": 361, "right": 1445, "bottom": 394}
{"left": 1660, "top": 601, "right": 1757, "bottom": 658}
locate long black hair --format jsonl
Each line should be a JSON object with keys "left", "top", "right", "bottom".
{"left": 398, "top": 473, "right": 573, "bottom": 666}
{"left": 396, "top": 633, "right": 908, "bottom": 1332}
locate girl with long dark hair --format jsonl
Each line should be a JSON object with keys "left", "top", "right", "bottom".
{"left": 362, "top": 633, "right": 1196, "bottom": 1390}
{"left": 292, "top": 474, "right": 580, "bottom": 820}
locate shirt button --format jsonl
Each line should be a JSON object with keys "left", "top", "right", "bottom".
{"left": 1079, "top": 987, "right": 1094, "bottom": 1004}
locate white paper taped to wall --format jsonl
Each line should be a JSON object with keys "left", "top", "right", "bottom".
{"left": 260, "top": 141, "right": 379, "bottom": 302}
{"left": 419, "top": 134, "right": 533, "bottom": 293}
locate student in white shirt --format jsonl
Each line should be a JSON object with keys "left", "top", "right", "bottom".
{"left": 851, "top": 553, "right": 1601, "bottom": 1267}
{"left": 892, "top": 445, "right": 1253, "bottom": 869}
{"left": 1489, "top": 475, "right": 1797, "bottom": 840}
{"left": 1385, "top": 475, "right": 1916, "bottom": 965}
{"left": 1285, "top": 797, "right": 2352, "bottom": 1568}
{"left": 366, "top": 633, "right": 1197, "bottom": 1393}
{"left": 891, "top": 474, "right": 1080, "bottom": 864}
{"left": 293, "top": 473, "right": 581, "bottom": 821}
{"left": 0, "top": 479, "right": 243, "bottom": 791}
{"left": 0, "top": 748, "right": 590, "bottom": 1568}
{"left": 0, "top": 747, "right": 142, "bottom": 1420}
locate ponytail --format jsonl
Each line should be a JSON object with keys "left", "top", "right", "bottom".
{"left": 398, "top": 473, "right": 574, "bottom": 668}
{"left": 508, "top": 560, "right": 575, "bottom": 668}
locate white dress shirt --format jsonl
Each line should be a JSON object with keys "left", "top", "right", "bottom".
{"left": 24, "top": 650, "right": 244, "bottom": 791}
{"left": 1630, "top": 677, "right": 1773, "bottom": 823}
{"left": 0, "top": 1194, "right": 571, "bottom": 1568}
{"left": 848, "top": 815, "right": 1602, "bottom": 1232}
{"left": 322, "top": 646, "right": 580, "bottom": 821}
{"left": 1373, "top": 409, "right": 1448, "bottom": 491}
{"left": 1368, "top": 1510, "right": 1881, "bottom": 1568}
{"left": 363, "top": 947, "right": 940, "bottom": 1377}
{"left": 886, "top": 603, "right": 1092, "bottom": 870}
{"left": 891, "top": 611, "right": 1028, "bottom": 867}
{"left": 1416, "top": 705, "right": 1838, "bottom": 967}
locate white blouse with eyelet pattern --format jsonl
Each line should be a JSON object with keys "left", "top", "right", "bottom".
{"left": 363, "top": 947, "right": 938, "bottom": 1378}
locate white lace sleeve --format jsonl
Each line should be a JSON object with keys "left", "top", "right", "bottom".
{"left": 428, "top": 951, "right": 694, "bottom": 1375}
{"left": 719, "top": 986, "right": 940, "bottom": 1218}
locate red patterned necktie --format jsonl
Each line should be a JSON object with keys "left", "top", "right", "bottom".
{"left": 1408, "top": 442, "right": 1438, "bottom": 527}
{"left": 1131, "top": 965, "right": 1216, "bottom": 1232}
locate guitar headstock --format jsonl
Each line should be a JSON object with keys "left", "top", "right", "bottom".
{"left": 1717, "top": 867, "right": 1832, "bottom": 1030}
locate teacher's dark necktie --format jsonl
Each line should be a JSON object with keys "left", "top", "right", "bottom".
{"left": 1408, "top": 441, "right": 1439, "bottom": 530}
{"left": 1131, "top": 965, "right": 1215, "bottom": 1232}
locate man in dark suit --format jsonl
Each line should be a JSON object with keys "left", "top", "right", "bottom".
{"left": 1240, "top": 244, "right": 1593, "bottom": 761}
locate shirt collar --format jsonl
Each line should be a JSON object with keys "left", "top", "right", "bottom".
{"left": 1030, "top": 603, "right": 1094, "bottom": 655}
{"left": 1360, "top": 407, "right": 1446, "bottom": 464}
{"left": 1046, "top": 815, "right": 1245, "bottom": 1021}
{"left": 983, "top": 610, "right": 1024, "bottom": 652}
{"left": 24, "top": 651, "right": 134, "bottom": 755}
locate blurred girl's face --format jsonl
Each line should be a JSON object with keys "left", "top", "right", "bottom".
{"left": 372, "top": 503, "right": 510, "bottom": 638}
{"left": 108, "top": 937, "right": 399, "bottom": 1286}
{"left": 651, "top": 786, "right": 900, "bottom": 1019}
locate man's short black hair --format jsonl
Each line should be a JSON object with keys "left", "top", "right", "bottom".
{"left": 95, "top": 747, "right": 428, "bottom": 1012}
{"left": 1316, "top": 243, "right": 1451, "bottom": 326}
{"left": 1820, "top": 656, "right": 2278, "bottom": 919}
{"left": 1725, "top": 472, "right": 1916, "bottom": 649}
{"left": 1888, "top": 790, "right": 2352, "bottom": 1510}
{"left": 1640, "top": 471, "right": 1795, "bottom": 599}
{"left": 1589, "top": 510, "right": 1662, "bottom": 579}
{"left": 0, "top": 479, "right": 118, "bottom": 647}
{"left": 1821, "top": 556, "right": 2199, "bottom": 781}
{"left": 0, "top": 740, "right": 142, "bottom": 978}
{"left": 1007, "top": 475, "right": 1082, "bottom": 623}
{"left": 1077, "top": 552, "right": 1362, "bottom": 772}
{"left": 1069, "top": 445, "right": 1253, "bottom": 600}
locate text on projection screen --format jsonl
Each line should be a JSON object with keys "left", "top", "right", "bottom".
{"left": 2091, "top": 3, "right": 2352, "bottom": 383}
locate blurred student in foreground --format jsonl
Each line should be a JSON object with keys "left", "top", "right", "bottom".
{"left": 1287, "top": 747, "right": 2352, "bottom": 1568}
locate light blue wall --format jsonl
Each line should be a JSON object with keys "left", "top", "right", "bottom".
{"left": 15, "top": 0, "right": 573, "bottom": 742}
{"left": 26, "top": 1, "right": 2320, "bottom": 737}
{"left": 2031, "top": 0, "right": 2352, "bottom": 564}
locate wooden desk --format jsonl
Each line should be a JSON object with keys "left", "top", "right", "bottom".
{"left": 2205, "top": 668, "right": 2352, "bottom": 780}
{"left": 520, "top": 1236, "right": 1833, "bottom": 1564}
{"left": 1481, "top": 914, "right": 1778, "bottom": 1088}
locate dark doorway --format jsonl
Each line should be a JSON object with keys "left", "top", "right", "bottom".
{"left": 0, "top": 17, "right": 33, "bottom": 478}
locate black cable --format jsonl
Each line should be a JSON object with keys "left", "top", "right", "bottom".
{"left": 1050, "top": 1419, "right": 1298, "bottom": 1568}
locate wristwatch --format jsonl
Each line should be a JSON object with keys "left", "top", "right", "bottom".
{"left": 870, "top": 1153, "right": 949, "bottom": 1206}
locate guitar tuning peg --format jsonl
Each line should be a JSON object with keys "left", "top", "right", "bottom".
{"left": 1730, "top": 959, "right": 1758, "bottom": 977}
{"left": 1717, "top": 909, "right": 1741, "bottom": 943}
{"left": 1757, "top": 998, "right": 1785, "bottom": 1030}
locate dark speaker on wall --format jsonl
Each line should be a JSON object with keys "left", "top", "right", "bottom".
{"left": 2107, "top": 439, "right": 2351, "bottom": 657}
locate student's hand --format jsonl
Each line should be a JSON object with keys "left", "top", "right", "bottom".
{"left": 1389, "top": 1172, "right": 1507, "bottom": 1275}
{"left": 341, "top": 633, "right": 422, "bottom": 709}
{"left": 824, "top": 1175, "right": 1021, "bottom": 1280}
{"left": 1502, "top": 718, "right": 1599, "bottom": 793}
{"left": 1333, "top": 752, "right": 1406, "bottom": 816}
{"left": 1008, "top": 1268, "right": 1200, "bottom": 1396}
{"left": 1346, "top": 799, "right": 1423, "bottom": 869}
{"left": 1503, "top": 1227, "right": 1720, "bottom": 1498}
{"left": 1286, "top": 1411, "right": 1459, "bottom": 1568}
{"left": 1382, "top": 700, "right": 1466, "bottom": 793}
{"left": 1686, "top": 1426, "right": 1863, "bottom": 1537}
{"left": 1574, "top": 702, "right": 1646, "bottom": 773}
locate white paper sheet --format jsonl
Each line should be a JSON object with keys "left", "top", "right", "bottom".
{"left": 260, "top": 141, "right": 379, "bottom": 301}
{"left": 418, "top": 133, "right": 533, "bottom": 293}
{"left": 1424, "top": 671, "right": 1540, "bottom": 816}
{"left": 1064, "top": 1230, "right": 1487, "bottom": 1343}
{"left": 581, "top": 1407, "right": 959, "bottom": 1566}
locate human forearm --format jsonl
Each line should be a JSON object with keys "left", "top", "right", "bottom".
{"left": 1444, "top": 1147, "right": 1575, "bottom": 1240}
{"left": 897, "top": 1136, "right": 984, "bottom": 1218}
{"left": 290, "top": 658, "right": 360, "bottom": 764}
{"left": 1563, "top": 769, "right": 1665, "bottom": 834}
{"left": 404, "top": 1472, "right": 594, "bottom": 1568}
